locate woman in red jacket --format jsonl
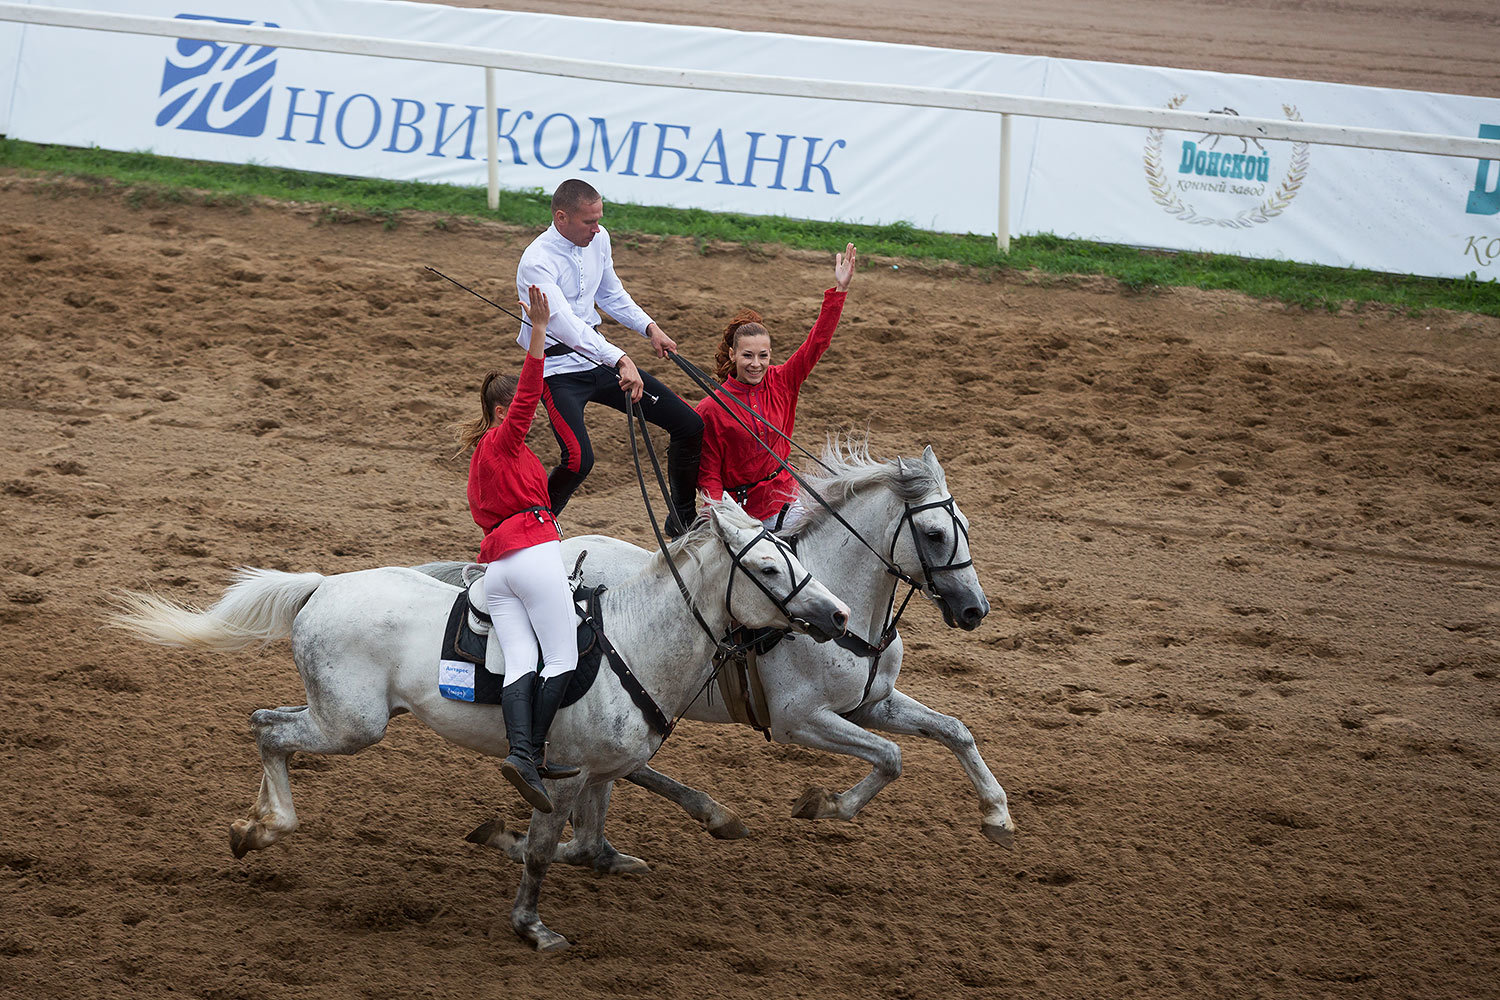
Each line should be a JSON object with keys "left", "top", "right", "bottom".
{"left": 460, "top": 284, "right": 578, "bottom": 815}
{"left": 697, "top": 243, "right": 856, "bottom": 531}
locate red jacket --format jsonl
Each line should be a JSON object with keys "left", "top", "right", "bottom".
{"left": 696, "top": 288, "right": 845, "bottom": 521}
{"left": 468, "top": 354, "right": 562, "bottom": 561}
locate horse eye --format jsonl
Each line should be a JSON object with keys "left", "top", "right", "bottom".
{"left": 925, "top": 528, "right": 945, "bottom": 541}
{"left": 760, "top": 565, "right": 780, "bottom": 577}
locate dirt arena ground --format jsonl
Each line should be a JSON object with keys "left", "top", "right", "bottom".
{"left": 434, "top": 0, "right": 1500, "bottom": 97}
{"left": 3, "top": 5, "right": 1500, "bottom": 999}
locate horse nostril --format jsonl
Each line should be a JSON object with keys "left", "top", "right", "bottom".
{"left": 833, "top": 610, "right": 849, "bottom": 632}
{"left": 962, "top": 605, "right": 985, "bottom": 626}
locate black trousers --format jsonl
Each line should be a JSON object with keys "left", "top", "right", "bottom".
{"left": 541, "top": 365, "right": 704, "bottom": 530}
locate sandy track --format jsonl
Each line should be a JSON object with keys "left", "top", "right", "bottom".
{"left": 426, "top": 0, "right": 1500, "bottom": 96}
{"left": 1, "top": 173, "right": 1498, "bottom": 997}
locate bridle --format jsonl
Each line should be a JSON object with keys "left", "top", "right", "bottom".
{"left": 721, "top": 521, "right": 818, "bottom": 634}
{"left": 893, "top": 492, "right": 974, "bottom": 623}
{"left": 624, "top": 396, "right": 826, "bottom": 744}
{"left": 829, "top": 486, "right": 974, "bottom": 677}
{"left": 429, "top": 269, "right": 974, "bottom": 714}
{"left": 665, "top": 351, "right": 977, "bottom": 672}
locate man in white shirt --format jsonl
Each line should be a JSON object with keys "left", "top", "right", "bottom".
{"left": 515, "top": 178, "right": 704, "bottom": 535}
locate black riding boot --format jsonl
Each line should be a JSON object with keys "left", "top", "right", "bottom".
{"left": 532, "top": 672, "right": 581, "bottom": 780}
{"left": 499, "top": 676, "right": 553, "bottom": 813}
{"left": 664, "top": 433, "right": 704, "bottom": 538}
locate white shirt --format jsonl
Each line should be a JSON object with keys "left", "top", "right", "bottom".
{"left": 514, "top": 224, "right": 654, "bottom": 378}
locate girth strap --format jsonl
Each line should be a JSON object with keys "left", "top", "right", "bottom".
{"left": 716, "top": 627, "right": 780, "bottom": 738}
{"left": 581, "top": 588, "right": 673, "bottom": 738}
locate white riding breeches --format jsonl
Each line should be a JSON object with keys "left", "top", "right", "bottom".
{"left": 483, "top": 540, "right": 578, "bottom": 685}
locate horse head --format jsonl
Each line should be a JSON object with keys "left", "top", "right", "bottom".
{"left": 894, "top": 446, "right": 991, "bottom": 631}
{"left": 706, "top": 498, "right": 849, "bottom": 642}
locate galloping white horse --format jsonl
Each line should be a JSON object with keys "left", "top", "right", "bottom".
{"left": 421, "top": 442, "right": 1017, "bottom": 874}
{"left": 110, "top": 499, "right": 849, "bottom": 951}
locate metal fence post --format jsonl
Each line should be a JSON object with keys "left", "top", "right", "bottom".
{"left": 997, "top": 113, "right": 1012, "bottom": 254}
{"left": 485, "top": 67, "right": 499, "bottom": 211}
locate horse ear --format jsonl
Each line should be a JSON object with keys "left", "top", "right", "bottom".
{"left": 706, "top": 498, "right": 741, "bottom": 537}
{"left": 923, "top": 444, "right": 938, "bottom": 465}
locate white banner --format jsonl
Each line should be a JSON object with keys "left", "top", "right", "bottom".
{"left": 1027, "top": 60, "right": 1500, "bottom": 281}
{"left": 2, "top": 0, "right": 1045, "bottom": 232}
{"left": 3, "top": 0, "right": 1498, "bottom": 278}
{"left": 0, "top": 18, "right": 22, "bottom": 134}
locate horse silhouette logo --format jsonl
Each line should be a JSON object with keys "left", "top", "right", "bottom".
{"left": 1143, "top": 94, "right": 1310, "bottom": 230}
{"left": 157, "top": 14, "right": 279, "bottom": 137}
{"left": 1197, "top": 108, "right": 1266, "bottom": 154}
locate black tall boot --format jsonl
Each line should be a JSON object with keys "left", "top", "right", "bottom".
{"left": 664, "top": 433, "right": 704, "bottom": 538}
{"left": 532, "top": 672, "right": 581, "bottom": 780}
{"left": 499, "top": 676, "right": 553, "bottom": 813}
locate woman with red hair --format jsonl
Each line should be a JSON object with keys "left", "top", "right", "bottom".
{"left": 696, "top": 243, "right": 856, "bottom": 531}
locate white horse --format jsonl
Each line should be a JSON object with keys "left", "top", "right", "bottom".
{"left": 109, "top": 499, "right": 850, "bottom": 951}
{"left": 420, "top": 442, "right": 1017, "bottom": 874}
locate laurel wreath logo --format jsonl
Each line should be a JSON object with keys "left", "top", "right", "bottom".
{"left": 1144, "top": 94, "right": 1309, "bottom": 229}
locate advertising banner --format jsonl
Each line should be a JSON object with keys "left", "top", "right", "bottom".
{"left": 0, "top": 19, "right": 21, "bottom": 134}
{"left": 1028, "top": 59, "right": 1500, "bottom": 281}
{"left": 2, "top": 0, "right": 1498, "bottom": 278}
{"left": 2, "top": 0, "right": 1044, "bottom": 233}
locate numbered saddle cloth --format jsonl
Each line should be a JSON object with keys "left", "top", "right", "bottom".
{"left": 436, "top": 582, "right": 602, "bottom": 707}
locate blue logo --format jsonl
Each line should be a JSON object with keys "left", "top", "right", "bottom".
{"left": 145, "top": 15, "right": 845, "bottom": 192}
{"left": 157, "top": 14, "right": 278, "bottom": 137}
{"left": 1467, "top": 124, "right": 1500, "bottom": 216}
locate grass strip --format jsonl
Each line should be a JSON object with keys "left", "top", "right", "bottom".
{"left": 4, "top": 137, "right": 1497, "bottom": 316}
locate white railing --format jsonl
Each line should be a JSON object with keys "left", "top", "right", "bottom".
{"left": 5, "top": 2, "right": 1500, "bottom": 252}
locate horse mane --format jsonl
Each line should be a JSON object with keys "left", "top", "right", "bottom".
{"left": 783, "top": 434, "right": 945, "bottom": 539}
{"left": 643, "top": 495, "right": 763, "bottom": 578}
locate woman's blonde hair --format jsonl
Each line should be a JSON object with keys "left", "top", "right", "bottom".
{"left": 454, "top": 370, "right": 519, "bottom": 454}
{"left": 713, "top": 308, "right": 769, "bottom": 382}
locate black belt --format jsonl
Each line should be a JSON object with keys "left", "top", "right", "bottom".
{"left": 543, "top": 325, "right": 604, "bottom": 358}
{"left": 486, "top": 505, "right": 556, "bottom": 534}
{"left": 726, "top": 468, "right": 783, "bottom": 504}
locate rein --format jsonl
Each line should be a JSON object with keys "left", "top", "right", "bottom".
{"left": 428, "top": 266, "right": 661, "bottom": 405}
{"left": 623, "top": 396, "right": 815, "bottom": 746}
{"left": 434, "top": 264, "right": 972, "bottom": 712}
{"left": 665, "top": 351, "right": 974, "bottom": 665}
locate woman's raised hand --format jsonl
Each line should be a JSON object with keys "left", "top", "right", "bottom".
{"left": 834, "top": 243, "right": 857, "bottom": 292}
{"left": 519, "top": 284, "right": 550, "bottom": 357}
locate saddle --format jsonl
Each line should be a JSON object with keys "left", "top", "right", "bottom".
{"left": 436, "top": 554, "right": 674, "bottom": 735}
{"left": 438, "top": 556, "right": 601, "bottom": 707}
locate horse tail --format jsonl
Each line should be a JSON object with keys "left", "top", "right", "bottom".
{"left": 108, "top": 568, "right": 326, "bottom": 654}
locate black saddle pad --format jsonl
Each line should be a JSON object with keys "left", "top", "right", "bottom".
{"left": 439, "top": 587, "right": 604, "bottom": 707}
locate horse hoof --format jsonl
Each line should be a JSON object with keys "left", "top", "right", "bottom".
{"left": 515, "top": 919, "right": 570, "bottom": 952}
{"left": 707, "top": 815, "right": 750, "bottom": 840}
{"left": 982, "top": 821, "right": 1017, "bottom": 849}
{"left": 229, "top": 822, "right": 253, "bottom": 859}
{"left": 601, "top": 853, "right": 651, "bottom": 876}
{"left": 791, "top": 786, "right": 831, "bottom": 820}
{"left": 465, "top": 818, "right": 507, "bottom": 848}
{"left": 535, "top": 931, "right": 570, "bottom": 953}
